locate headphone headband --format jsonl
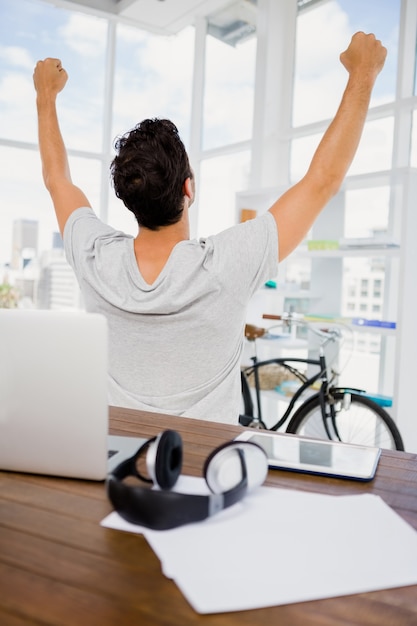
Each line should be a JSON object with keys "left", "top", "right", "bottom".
{"left": 107, "top": 432, "right": 268, "bottom": 530}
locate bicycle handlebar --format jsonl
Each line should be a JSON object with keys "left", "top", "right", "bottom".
{"left": 261, "top": 312, "right": 342, "bottom": 345}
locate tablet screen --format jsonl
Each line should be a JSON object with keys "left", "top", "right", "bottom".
{"left": 236, "top": 431, "right": 381, "bottom": 481}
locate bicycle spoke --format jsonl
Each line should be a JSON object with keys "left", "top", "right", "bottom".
{"left": 287, "top": 392, "right": 403, "bottom": 450}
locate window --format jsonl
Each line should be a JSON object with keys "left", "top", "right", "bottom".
{"left": 112, "top": 24, "right": 194, "bottom": 146}
{"left": 293, "top": 0, "right": 400, "bottom": 127}
{"left": 290, "top": 119, "right": 394, "bottom": 183}
{"left": 0, "top": 0, "right": 195, "bottom": 308}
{"left": 0, "top": 0, "right": 106, "bottom": 149}
{"left": 373, "top": 279, "right": 383, "bottom": 298}
{"left": 202, "top": 35, "right": 256, "bottom": 151}
{"left": 370, "top": 340, "right": 381, "bottom": 353}
{"left": 0, "top": 0, "right": 107, "bottom": 300}
{"left": 197, "top": 151, "right": 251, "bottom": 236}
{"left": 360, "top": 282, "right": 369, "bottom": 298}
{"left": 109, "top": 23, "right": 194, "bottom": 234}
{"left": 344, "top": 187, "right": 390, "bottom": 240}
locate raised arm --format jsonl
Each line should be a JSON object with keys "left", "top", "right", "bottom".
{"left": 270, "top": 32, "right": 387, "bottom": 261}
{"left": 33, "top": 58, "right": 91, "bottom": 236}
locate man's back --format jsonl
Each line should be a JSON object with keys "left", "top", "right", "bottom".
{"left": 64, "top": 208, "right": 278, "bottom": 422}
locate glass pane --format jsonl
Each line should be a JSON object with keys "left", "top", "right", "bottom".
{"left": 338, "top": 329, "right": 382, "bottom": 393}
{"left": 0, "top": 0, "right": 107, "bottom": 151}
{"left": 68, "top": 155, "right": 102, "bottom": 213}
{"left": 339, "top": 255, "right": 390, "bottom": 393}
{"left": 202, "top": 36, "right": 256, "bottom": 150}
{"left": 290, "top": 117, "right": 394, "bottom": 181}
{"left": 282, "top": 257, "right": 312, "bottom": 294}
{"left": 108, "top": 191, "right": 138, "bottom": 238}
{"left": 342, "top": 257, "right": 389, "bottom": 322}
{"left": 290, "top": 132, "right": 322, "bottom": 183}
{"left": 197, "top": 151, "right": 251, "bottom": 236}
{"left": 338, "top": 248, "right": 397, "bottom": 395}
{"left": 113, "top": 25, "right": 194, "bottom": 146}
{"left": 0, "top": 145, "right": 101, "bottom": 308}
{"left": 349, "top": 117, "right": 394, "bottom": 175}
{"left": 344, "top": 187, "right": 390, "bottom": 239}
{"left": 0, "top": 146, "right": 50, "bottom": 269}
{"left": 55, "top": 12, "right": 107, "bottom": 153}
{"left": 294, "top": 0, "right": 400, "bottom": 126}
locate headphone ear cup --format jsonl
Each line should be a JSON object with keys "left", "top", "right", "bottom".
{"left": 147, "top": 430, "right": 183, "bottom": 490}
{"left": 203, "top": 441, "right": 268, "bottom": 494}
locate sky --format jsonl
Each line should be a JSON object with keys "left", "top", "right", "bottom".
{"left": 294, "top": 0, "right": 400, "bottom": 124}
{"left": 0, "top": 0, "right": 404, "bottom": 267}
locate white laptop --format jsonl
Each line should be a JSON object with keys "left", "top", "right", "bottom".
{"left": 0, "top": 309, "right": 145, "bottom": 480}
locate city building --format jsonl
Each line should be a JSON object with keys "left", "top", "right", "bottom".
{"left": 11, "top": 219, "right": 38, "bottom": 271}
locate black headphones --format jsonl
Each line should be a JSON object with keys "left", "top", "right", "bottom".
{"left": 107, "top": 430, "right": 268, "bottom": 530}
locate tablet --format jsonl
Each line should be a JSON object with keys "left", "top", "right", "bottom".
{"left": 235, "top": 430, "right": 381, "bottom": 481}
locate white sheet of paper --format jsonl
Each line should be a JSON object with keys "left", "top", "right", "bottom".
{"left": 101, "top": 477, "right": 417, "bottom": 614}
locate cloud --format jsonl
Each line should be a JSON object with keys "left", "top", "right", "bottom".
{"left": 292, "top": 3, "right": 352, "bottom": 125}
{"left": 112, "top": 25, "right": 195, "bottom": 138}
{"left": 202, "top": 36, "right": 256, "bottom": 147}
{"left": 0, "top": 45, "right": 36, "bottom": 142}
{"left": 57, "top": 12, "right": 107, "bottom": 57}
{"left": 0, "top": 72, "right": 37, "bottom": 144}
{"left": 295, "top": 2, "right": 351, "bottom": 79}
{"left": 290, "top": 117, "right": 394, "bottom": 182}
{"left": 0, "top": 45, "right": 34, "bottom": 70}
{"left": 0, "top": 72, "right": 33, "bottom": 105}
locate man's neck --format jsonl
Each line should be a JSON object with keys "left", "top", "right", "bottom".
{"left": 133, "top": 212, "right": 190, "bottom": 284}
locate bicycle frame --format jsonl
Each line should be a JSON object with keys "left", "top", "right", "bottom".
{"left": 243, "top": 354, "right": 326, "bottom": 431}
{"left": 243, "top": 350, "right": 371, "bottom": 436}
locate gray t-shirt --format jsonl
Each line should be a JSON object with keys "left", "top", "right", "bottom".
{"left": 64, "top": 208, "right": 278, "bottom": 423}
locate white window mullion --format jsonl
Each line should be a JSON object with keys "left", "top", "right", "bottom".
{"left": 392, "top": 0, "right": 417, "bottom": 168}
{"left": 188, "top": 16, "right": 207, "bottom": 238}
{"left": 99, "top": 17, "right": 117, "bottom": 225}
{"left": 251, "top": 0, "right": 297, "bottom": 190}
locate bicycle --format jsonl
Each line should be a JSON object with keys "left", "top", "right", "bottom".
{"left": 240, "top": 313, "right": 404, "bottom": 451}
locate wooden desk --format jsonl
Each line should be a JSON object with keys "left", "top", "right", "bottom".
{"left": 1, "top": 406, "right": 417, "bottom": 625}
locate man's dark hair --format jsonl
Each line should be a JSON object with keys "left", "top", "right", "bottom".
{"left": 110, "top": 118, "right": 192, "bottom": 230}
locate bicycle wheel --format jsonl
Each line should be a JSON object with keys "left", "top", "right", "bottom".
{"left": 286, "top": 390, "right": 404, "bottom": 451}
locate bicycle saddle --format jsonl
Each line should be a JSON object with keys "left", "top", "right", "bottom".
{"left": 244, "top": 324, "right": 268, "bottom": 341}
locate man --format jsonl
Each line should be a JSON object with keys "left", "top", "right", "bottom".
{"left": 33, "top": 32, "right": 386, "bottom": 423}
